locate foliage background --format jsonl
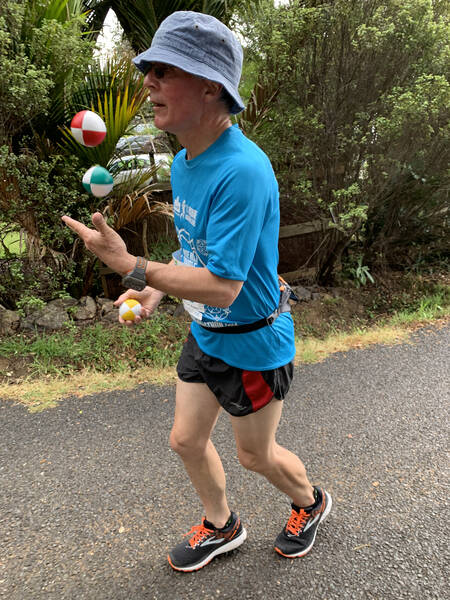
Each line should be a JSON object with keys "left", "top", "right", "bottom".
{"left": 0, "top": 0, "right": 448, "bottom": 311}
{"left": 239, "top": 0, "right": 449, "bottom": 282}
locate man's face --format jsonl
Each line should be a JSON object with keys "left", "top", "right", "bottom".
{"left": 143, "top": 63, "right": 208, "bottom": 135}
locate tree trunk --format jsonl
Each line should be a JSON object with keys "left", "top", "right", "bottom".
{"left": 316, "top": 229, "right": 349, "bottom": 285}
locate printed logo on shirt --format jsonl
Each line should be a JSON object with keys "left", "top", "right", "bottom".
{"left": 182, "top": 249, "right": 198, "bottom": 265}
{"left": 172, "top": 247, "right": 233, "bottom": 325}
{"left": 174, "top": 196, "right": 198, "bottom": 227}
{"left": 176, "top": 228, "right": 208, "bottom": 267}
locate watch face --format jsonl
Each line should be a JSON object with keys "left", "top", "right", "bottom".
{"left": 122, "top": 275, "right": 145, "bottom": 291}
{"left": 133, "top": 280, "right": 146, "bottom": 291}
{"left": 122, "top": 257, "right": 147, "bottom": 291}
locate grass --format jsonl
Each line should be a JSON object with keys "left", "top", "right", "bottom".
{"left": 388, "top": 286, "right": 448, "bottom": 325}
{"left": 0, "top": 312, "right": 186, "bottom": 378}
{"left": 295, "top": 324, "right": 411, "bottom": 364}
{"left": 295, "top": 283, "right": 449, "bottom": 364}
{"left": 0, "top": 278, "right": 448, "bottom": 411}
{"left": 2, "top": 367, "right": 178, "bottom": 412}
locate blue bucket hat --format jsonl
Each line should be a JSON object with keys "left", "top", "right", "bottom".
{"left": 133, "top": 11, "right": 245, "bottom": 115}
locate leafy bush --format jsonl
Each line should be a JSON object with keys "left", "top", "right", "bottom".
{"left": 0, "top": 146, "right": 94, "bottom": 308}
{"left": 242, "top": 0, "right": 449, "bottom": 282}
{"left": 0, "top": 146, "right": 91, "bottom": 250}
{"left": 0, "top": 1, "right": 93, "bottom": 145}
{"left": 0, "top": 1, "right": 154, "bottom": 305}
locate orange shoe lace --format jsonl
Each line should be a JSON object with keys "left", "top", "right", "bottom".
{"left": 184, "top": 519, "right": 214, "bottom": 548}
{"left": 286, "top": 508, "right": 310, "bottom": 536}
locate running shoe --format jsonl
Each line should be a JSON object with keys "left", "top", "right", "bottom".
{"left": 168, "top": 512, "right": 247, "bottom": 572}
{"left": 274, "top": 486, "right": 332, "bottom": 558}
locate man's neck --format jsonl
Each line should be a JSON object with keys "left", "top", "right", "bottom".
{"left": 178, "top": 115, "right": 232, "bottom": 160}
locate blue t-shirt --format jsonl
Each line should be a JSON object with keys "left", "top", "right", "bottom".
{"left": 171, "top": 124, "right": 295, "bottom": 370}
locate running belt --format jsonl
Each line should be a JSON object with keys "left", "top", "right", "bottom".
{"left": 199, "top": 278, "right": 298, "bottom": 334}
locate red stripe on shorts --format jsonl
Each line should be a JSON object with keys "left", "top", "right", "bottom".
{"left": 242, "top": 370, "right": 273, "bottom": 412}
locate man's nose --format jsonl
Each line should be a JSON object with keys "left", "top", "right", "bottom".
{"left": 143, "top": 72, "right": 157, "bottom": 89}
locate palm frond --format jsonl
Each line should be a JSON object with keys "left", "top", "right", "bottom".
{"left": 237, "top": 77, "right": 279, "bottom": 137}
{"left": 100, "top": 1, "right": 256, "bottom": 52}
{"left": 106, "top": 191, "right": 173, "bottom": 231}
{"left": 81, "top": 0, "right": 112, "bottom": 42}
{"left": 59, "top": 58, "right": 148, "bottom": 167}
{"left": 26, "top": 0, "right": 86, "bottom": 26}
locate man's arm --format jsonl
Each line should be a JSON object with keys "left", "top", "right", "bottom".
{"left": 62, "top": 212, "right": 242, "bottom": 308}
{"left": 144, "top": 261, "right": 242, "bottom": 308}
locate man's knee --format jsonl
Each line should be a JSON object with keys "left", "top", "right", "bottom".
{"left": 169, "top": 428, "right": 207, "bottom": 459}
{"left": 237, "top": 447, "right": 271, "bottom": 474}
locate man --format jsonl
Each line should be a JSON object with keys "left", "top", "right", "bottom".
{"left": 63, "top": 11, "right": 331, "bottom": 572}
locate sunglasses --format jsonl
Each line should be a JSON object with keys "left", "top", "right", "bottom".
{"left": 144, "top": 63, "right": 175, "bottom": 79}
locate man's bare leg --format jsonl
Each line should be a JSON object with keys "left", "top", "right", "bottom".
{"left": 169, "top": 379, "right": 231, "bottom": 527}
{"left": 230, "top": 399, "right": 315, "bottom": 507}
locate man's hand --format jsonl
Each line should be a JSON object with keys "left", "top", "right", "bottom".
{"left": 114, "top": 287, "right": 166, "bottom": 326}
{"left": 62, "top": 212, "right": 135, "bottom": 275}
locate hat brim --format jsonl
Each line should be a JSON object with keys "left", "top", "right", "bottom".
{"left": 133, "top": 48, "right": 245, "bottom": 115}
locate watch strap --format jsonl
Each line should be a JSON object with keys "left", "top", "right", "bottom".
{"left": 132, "top": 256, "right": 147, "bottom": 275}
{"left": 122, "top": 256, "right": 148, "bottom": 290}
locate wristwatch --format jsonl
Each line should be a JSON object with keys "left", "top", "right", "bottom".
{"left": 121, "top": 256, "right": 148, "bottom": 291}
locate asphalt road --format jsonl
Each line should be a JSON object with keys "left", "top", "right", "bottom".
{"left": 1, "top": 324, "right": 449, "bottom": 600}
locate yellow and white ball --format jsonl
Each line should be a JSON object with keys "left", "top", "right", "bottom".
{"left": 119, "top": 299, "right": 142, "bottom": 321}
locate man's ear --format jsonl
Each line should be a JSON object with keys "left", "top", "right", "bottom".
{"left": 203, "top": 80, "right": 223, "bottom": 103}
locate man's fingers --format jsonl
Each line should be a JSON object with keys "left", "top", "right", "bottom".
{"left": 114, "top": 289, "right": 137, "bottom": 305}
{"left": 63, "top": 213, "right": 109, "bottom": 238}
{"left": 91, "top": 212, "right": 110, "bottom": 234}
{"left": 114, "top": 293, "right": 129, "bottom": 306}
{"left": 61, "top": 215, "right": 92, "bottom": 239}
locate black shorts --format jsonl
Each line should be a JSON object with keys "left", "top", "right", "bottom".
{"left": 176, "top": 332, "right": 294, "bottom": 417}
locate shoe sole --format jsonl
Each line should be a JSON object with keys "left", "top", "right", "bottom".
{"left": 274, "top": 491, "right": 332, "bottom": 559}
{"left": 167, "top": 527, "right": 247, "bottom": 572}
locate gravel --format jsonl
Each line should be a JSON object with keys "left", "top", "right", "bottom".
{"left": 0, "top": 323, "right": 448, "bottom": 600}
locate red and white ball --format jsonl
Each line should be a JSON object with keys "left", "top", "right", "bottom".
{"left": 70, "top": 110, "right": 107, "bottom": 147}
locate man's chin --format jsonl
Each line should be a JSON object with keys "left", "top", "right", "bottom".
{"left": 153, "top": 116, "right": 169, "bottom": 132}
{"left": 154, "top": 120, "right": 176, "bottom": 135}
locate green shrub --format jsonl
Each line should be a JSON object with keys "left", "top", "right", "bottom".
{"left": 242, "top": 0, "right": 450, "bottom": 282}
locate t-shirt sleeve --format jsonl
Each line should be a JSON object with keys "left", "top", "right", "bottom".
{"left": 205, "top": 160, "right": 271, "bottom": 281}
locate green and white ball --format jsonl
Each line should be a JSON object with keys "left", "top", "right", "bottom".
{"left": 82, "top": 165, "right": 114, "bottom": 197}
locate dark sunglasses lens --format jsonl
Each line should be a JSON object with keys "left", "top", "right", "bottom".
{"left": 145, "top": 64, "right": 168, "bottom": 79}
{"left": 154, "top": 66, "right": 166, "bottom": 78}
